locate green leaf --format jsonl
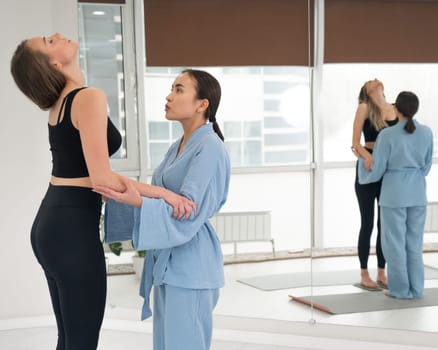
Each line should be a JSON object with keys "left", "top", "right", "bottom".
{"left": 108, "top": 242, "right": 123, "bottom": 256}
{"left": 137, "top": 250, "right": 147, "bottom": 258}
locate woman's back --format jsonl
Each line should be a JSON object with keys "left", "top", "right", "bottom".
{"left": 376, "top": 120, "right": 433, "bottom": 208}
{"left": 380, "top": 120, "right": 432, "bottom": 170}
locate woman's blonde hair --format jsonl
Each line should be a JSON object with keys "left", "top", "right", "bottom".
{"left": 10, "top": 40, "right": 66, "bottom": 110}
{"left": 358, "top": 83, "right": 387, "bottom": 131}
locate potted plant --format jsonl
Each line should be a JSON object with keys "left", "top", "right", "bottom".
{"left": 108, "top": 241, "right": 146, "bottom": 279}
{"left": 100, "top": 202, "right": 145, "bottom": 279}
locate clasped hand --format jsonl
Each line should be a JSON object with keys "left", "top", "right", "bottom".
{"left": 93, "top": 176, "right": 196, "bottom": 220}
{"left": 351, "top": 147, "right": 373, "bottom": 171}
{"left": 364, "top": 156, "right": 373, "bottom": 171}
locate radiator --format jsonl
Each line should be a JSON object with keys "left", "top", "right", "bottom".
{"left": 104, "top": 211, "right": 275, "bottom": 257}
{"left": 210, "top": 211, "right": 275, "bottom": 256}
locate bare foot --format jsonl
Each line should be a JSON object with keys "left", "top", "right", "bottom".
{"left": 377, "top": 268, "right": 387, "bottom": 286}
{"left": 377, "top": 277, "right": 387, "bottom": 285}
{"left": 361, "top": 276, "right": 379, "bottom": 289}
{"left": 361, "top": 269, "right": 379, "bottom": 288}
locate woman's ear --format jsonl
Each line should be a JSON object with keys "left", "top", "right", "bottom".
{"left": 51, "top": 60, "right": 62, "bottom": 70}
{"left": 197, "top": 99, "right": 209, "bottom": 113}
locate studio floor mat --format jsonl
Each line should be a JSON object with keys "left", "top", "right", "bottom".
{"left": 289, "top": 288, "right": 438, "bottom": 314}
{"left": 238, "top": 265, "right": 438, "bottom": 291}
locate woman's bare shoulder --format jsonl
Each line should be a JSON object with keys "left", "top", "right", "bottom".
{"left": 75, "top": 87, "right": 107, "bottom": 104}
{"left": 354, "top": 102, "right": 369, "bottom": 120}
{"left": 70, "top": 87, "right": 108, "bottom": 127}
{"left": 357, "top": 102, "right": 368, "bottom": 111}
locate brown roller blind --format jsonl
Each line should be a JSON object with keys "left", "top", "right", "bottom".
{"left": 325, "top": 0, "right": 438, "bottom": 63}
{"left": 78, "top": 0, "right": 125, "bottom": 4}
{"left": 144, "top": 0, "right": 313, "bottom": 66}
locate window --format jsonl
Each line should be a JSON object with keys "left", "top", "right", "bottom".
{"left": 78, "top": 1, "right": 138, "bottom": 172}
{"left": 77, "top": 2, "right": 311, "bottom": 171}
{"left": 148, "top": 121, "right": 183, "bottom": 169}
{"left": 144, "top": 67, "right": 311, "bottom": 169}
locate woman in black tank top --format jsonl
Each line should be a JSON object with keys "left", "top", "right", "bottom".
{"left": 351, "top": 79, "right": 398, "bottom": 292}
{"left": 11, "top": 33, "right": 195, "bottom": 349}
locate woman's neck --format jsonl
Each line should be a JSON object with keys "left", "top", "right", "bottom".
{"left": 62, "top": 61, "right": 86, "bottom": 87}
{"left": 178, "top": 118, "right": 206, "bottom": 154}
{"left": 61, "top": 81, "right": 84, "bottom": 98}
{"left": 370, "top": 93, "right": 387, "bottom": 108}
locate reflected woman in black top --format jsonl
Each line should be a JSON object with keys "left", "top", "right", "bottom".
{"left": 351, "top": 79, "right": 398, "bottom": 291}
{"left": 10, "top": 32, "right": 194, "bottom": 349}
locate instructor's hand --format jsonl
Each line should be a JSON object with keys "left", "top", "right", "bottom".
{"left": 162, "top": 190, "right": 197, "bottom": 220}
{"left": 93, "top": 177, "right": 142, "bottom": 207}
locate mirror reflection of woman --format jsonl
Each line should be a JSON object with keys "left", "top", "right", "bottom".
{"left": 351, "top": 79, "right": 398, "bottom": 290}
{"left": 358, "top": 91, "right": 432, "bottom": 299}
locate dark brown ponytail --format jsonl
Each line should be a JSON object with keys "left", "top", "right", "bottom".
{"left": 208, "top": 115, "right": 225, "bottom": 142}
{"left": 404, "top": 119, "right": 416, "bottom": 134}
{"left": 395, "top": 91, "right": 419, "bottom": 134}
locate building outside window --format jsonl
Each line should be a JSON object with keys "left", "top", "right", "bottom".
{"left": 144, "top": 67, "right": 311, "bottom": 169}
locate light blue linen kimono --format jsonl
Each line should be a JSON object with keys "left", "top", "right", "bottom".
{"left": 358, "top": 120, "right": 433, "bottom": 298}
{"left": 105, "top": 123, "right": 230, "bottom": 349}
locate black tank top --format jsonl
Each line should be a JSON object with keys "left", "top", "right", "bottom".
{"left": 49, "top": 87, "right": 122, "bottom": 178}
{"left": 363, "top": 117, "right": 398, "bottom": 142}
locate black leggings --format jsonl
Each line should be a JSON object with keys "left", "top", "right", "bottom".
{"left": 355, "top": 162, "right": 386, "bottom": 269}
{"left": 30, "top": 185, "right": 106, "bottom": 350}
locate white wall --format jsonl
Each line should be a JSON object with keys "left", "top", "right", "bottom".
{"left": 0, "top": 0, "right": 77, "bottom": 319}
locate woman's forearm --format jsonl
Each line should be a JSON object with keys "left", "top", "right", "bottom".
{"left": 129, "top": 179, "right": 195, "bottom": 219}
{"left": 91, "top": 171, "right": 126, "bottom": 192}
{"left": 353, "top": 144, "right": 371, "bottom": 160}
{"left": 130, "top": 179, "right": 167, "bottom": 199}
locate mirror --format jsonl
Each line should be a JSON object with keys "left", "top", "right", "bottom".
{"left": 307, "top": 0, "right": 438, "bottom": 337}
{"left": 310, "top": 62, "right": 438, "bottom": 333}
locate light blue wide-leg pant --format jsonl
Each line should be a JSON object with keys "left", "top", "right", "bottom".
{"left": 153, "top": 284, "right": 219, "bottom": 350}
{"left": 380, "top": 206, "right": 425, "bottom": 299}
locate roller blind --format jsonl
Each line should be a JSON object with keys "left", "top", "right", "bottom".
{"left": 144, "top": 0, "right": 313, "bottom": 66}
{"left": 325, "top": 0, "right": 438, "bottom": 63}
{"left": 78, "top": 0, "right": 125, "bottom": 4}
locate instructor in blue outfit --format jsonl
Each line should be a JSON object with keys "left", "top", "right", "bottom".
{"left": 358, "top": 91, "right": 433, "bottom": 299}
{"left": 96, "top": 69, "right": 230, "bottom": 349}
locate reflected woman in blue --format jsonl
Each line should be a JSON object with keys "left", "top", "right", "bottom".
{"left": 96, "top": 69, "right": 230, "bottom": 349}
{"left": 358, "top": 91, "right": 433, "bottom": 299}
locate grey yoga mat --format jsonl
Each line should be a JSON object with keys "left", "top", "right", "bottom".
{"left": 289, "top": 288, "right": 438, "bottom": 314}
{"left": 237, "top": 266, "right": 438, "bottom": 291}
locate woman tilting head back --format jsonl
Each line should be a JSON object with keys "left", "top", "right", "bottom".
{"left": 352, "top": 78, "right": 398, "bottom": 291}
{"left": 358, "top": 79, "right": 388, "bottom": 131}
{"left": 9, "top": 33, "right": 196, "bottom": 350}
{"left": 9, "top": 33, "right": 113, "bottom": 349}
